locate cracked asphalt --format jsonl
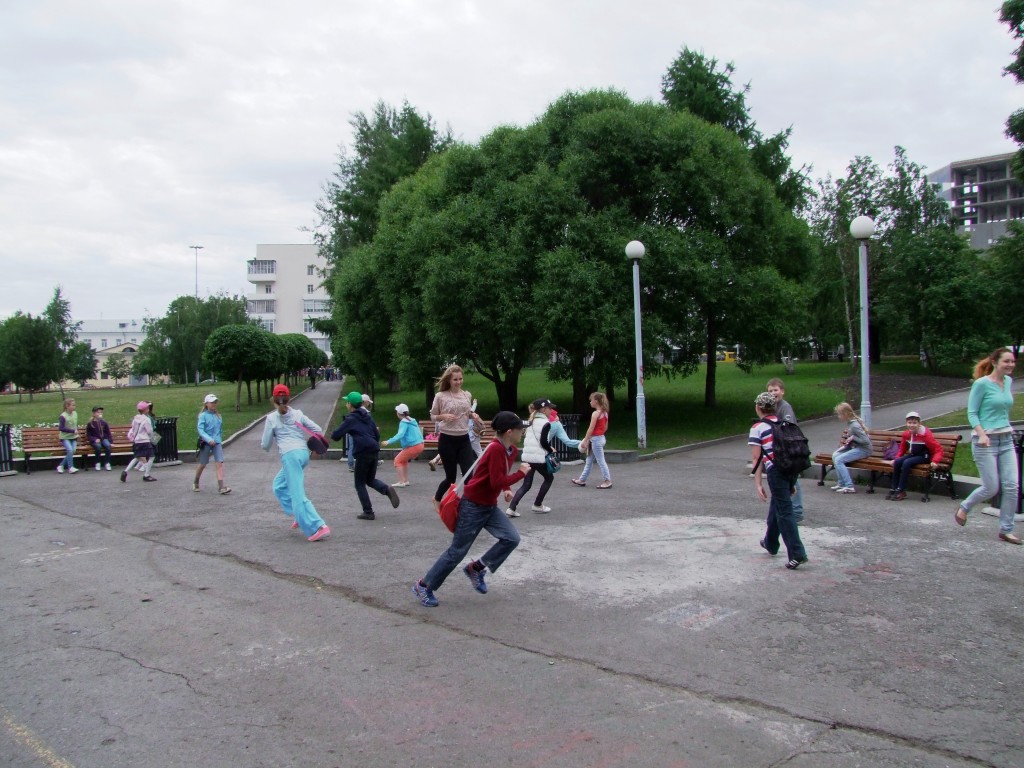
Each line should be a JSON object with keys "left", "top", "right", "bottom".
{"left": 1, "top": 379, "right": 1021, "bottom": 768}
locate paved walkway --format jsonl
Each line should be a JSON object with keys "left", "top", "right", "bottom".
{"left": 1, "top": 385, "right": 1020, "bottom": 768}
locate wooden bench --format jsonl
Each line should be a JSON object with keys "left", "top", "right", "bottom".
{"left": 814, "top": 429, "right": 962, "bottom": 501}
{"left": 418, "top": 420, "right": 496, "bottom": 455}
{"left": 21, "top": 425, "right": 135, "bottom": 474}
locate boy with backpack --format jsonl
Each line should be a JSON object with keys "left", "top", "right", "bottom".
{"left": 749, "top": 392, "right": 809, "bottom": 570}
{"left": 766, "top": 377, "right": 804, "bottom": 524}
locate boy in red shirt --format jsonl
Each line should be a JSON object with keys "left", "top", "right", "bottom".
{"left": 414, "top": 411, "right": 529, "bottom": 607}
{"left": 886, "top": 411, "right": 943, "bottom": 501}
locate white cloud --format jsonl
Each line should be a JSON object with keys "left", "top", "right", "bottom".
{"left": 0, "top": 0, "right": 1017, "bottom": 320}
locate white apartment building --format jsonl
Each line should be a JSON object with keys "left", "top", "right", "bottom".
{"left": 75, "top": 318, "right": 148, "bottom": 351}
{"left": 245, "top": 244, "right": 331, "bottom": 353}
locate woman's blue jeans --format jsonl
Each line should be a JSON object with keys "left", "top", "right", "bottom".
{"left": 833, "top": 446, "right": 870, "bottom": 487}
{"left": 962, "top": 433, "right": 1020, "bottom": 533}
{"left": 579, "top": 435, "right": 610, "bottom": 482}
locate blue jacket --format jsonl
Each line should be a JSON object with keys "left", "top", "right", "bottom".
{"left": 330, "top": 408, "right": 381, "bottom": 456}
{"left": 197, "top": 410, "right": 223, "bottom": 445}
{"left": 384, "top": 417, "right": 424, "bottom": 448}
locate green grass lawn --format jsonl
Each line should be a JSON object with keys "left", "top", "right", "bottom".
{"left": 0, "top": 382, "right": 309, "bottom": 455}
{"left": 364, "top": 361, "right": 923, "bottom": 453}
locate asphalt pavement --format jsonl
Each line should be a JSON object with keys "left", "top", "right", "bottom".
{"left": 1, "top": 380, "right": 1021, "bottom": 768}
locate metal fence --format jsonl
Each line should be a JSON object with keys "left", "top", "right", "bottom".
{"left": 0, "top": 424, "right": 13, "bottom": 475}
{"left": 551, "top": 414, "right": 584, "bottom": 462}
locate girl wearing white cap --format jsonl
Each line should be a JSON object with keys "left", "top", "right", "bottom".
{"left": 382, "top": 404, "right": 424, "bottom": 487}
{"left": 194, "top": 393, "right": 230, "bottom": 494}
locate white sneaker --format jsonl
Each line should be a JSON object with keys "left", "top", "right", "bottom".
{"left": 531, "top": 504, "right": 552, "bottom": 513}
{"left": 68, "top": 467, "right": 79, "bottom": 474}
{"left": 105, "top": 463, "right": 112, "bottom": 471}
{"left": 56, "top": 465, "right": 64, "bottom": 474}
{"left": 95, "top": 464, "right": 102, "bottom": 471}
{"left": 834, "top": 486, "right": 855, "bottom": 493}
{"left": 505, "top": 507, "right": 521, "bottom": 517}
{"left": 829, "top": 484, "right": 843, "bottom": 490}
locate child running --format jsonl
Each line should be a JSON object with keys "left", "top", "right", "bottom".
{"left": 382, "top": 403, "right": 424, "bottom": 487}
{"left": 121, "top": 401, "right": 157, "bottom": 482}
{"left": 571, "top": 392, "right": 612, "bottom": 489}
{"left": 261, "top": 384, "right": 330, "bottom": 542}
{"left": 413, "top": 411, "right": 529, "bottom": 608}
{"left": 330, "top": 391, "right": 400, "bottom": 521}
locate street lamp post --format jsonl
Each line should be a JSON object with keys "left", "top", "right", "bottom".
{"left": 189, "top": 245, "right": 204, "bottom": 300}
{"left": 849, "top": 216, "right": 876, "bottom": 427}
{"left": 626, "top": 240, "right": 646, "bottom": 449}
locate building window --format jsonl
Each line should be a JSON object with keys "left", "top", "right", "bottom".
{"left": 247, "top": 259, "right": 277, "bottom": 275}
{"left": 115, "top": 338, "right": 122, "bottom": 346}
{"left": 303, "top": 299, "right": 330, "bottom": 313}
{"left": 101, "top": 339, "right": 107, "bottom": 348}
{"left": 304, "top": 319, "right": 316, "bottom": 333}
{"left": 307, "top": 284, "right": 314, "bottom": 294}
{"left": 131, "top": 338, "right": 137, "bottom": 344}
{"left": 263, "top": 284, "right": 273, "bottom": 294}
{"left": 307, "top": 265, "right": 315, "bottom": 276}
{"left": 259, "top": 320, "right": 275, "bottom": 332}
{"left": 246, "top": 299, "right": 277, "bottom": 314}
{"left": 100, "top": 371, "right": 109, "bottom": 380}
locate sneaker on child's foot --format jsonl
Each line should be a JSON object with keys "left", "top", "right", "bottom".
{"left": 413, "top": 581, "right": 438, "bottom": 607}
{"left": 386, "top": 485, "right": 400, "bottom": 508}
{"left": 505, "top": 507, "right": 521, "bottom": 517}
{"left": 104, "top": 463, "right": 112, "bottom": 471}
{"left": 357, "top": 512, "right": 375, "bottom": 520}
{"left": 120, "top": 470, "right": 127, "bottom": 483}
{"left": 531, "top": 504, "right": 552, "bottom": 513}
{"left": 68, "top": 467, "right": 79, "bottom": 474}
{"left": 463, "top": 563, "right": 488, "bottom": 594}
{"left": 56, "top": 465, "right": 64, "bottom": 474}
{"left": 307, "top": 525, "right": 330, "bottom": 542}
{"left": 834, "top": 486, "right": 856, "bottom": 493}
{"left": 95, "top": 464, "right": 102, "bottom": 471}
{"left": 192, "top": 482, "right": 200, "bottom": 492}
{"left": 143, "top": 475, "right": 157, "bottom": 482}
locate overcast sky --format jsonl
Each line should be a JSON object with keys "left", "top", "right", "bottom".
{"left": 0, "top": 1, "right": 1018, "bottom": 323}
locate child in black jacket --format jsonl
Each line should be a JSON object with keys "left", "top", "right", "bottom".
{"left": 331, "top": 391, "right": 399, "bottom": 520}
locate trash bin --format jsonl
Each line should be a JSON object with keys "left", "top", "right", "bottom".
{"left": 1014, "top": 429, "right": 1024, "bottom": 517}
{"left": 552, "top": 414, "right": 584, "bottom": 462}
{"left": 0, "top": 424, "right": 13, "bottom": 475}
{"left": 154, "top": 417, "right": 179, "bottom": 464}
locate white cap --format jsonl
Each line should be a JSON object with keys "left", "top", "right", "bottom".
{"left": 395, "top": 403, "right": 409, "bottom": 414}
{"left": 204, "top": 394, "right": 218, "bottom": 404}
{"left": 362, "top": 394, "right": 374, "bottom": 404}
{"left": 905, "top": 411, "right": 920, "bottom": 419}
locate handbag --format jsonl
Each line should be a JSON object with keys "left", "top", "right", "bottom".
{"left": 882, "top": 439, "right": 900, "bottom": 460}
{"left": 150, "top": 432, "right": 162, "bottom": 445}
{"left": 296, "top": 420, "right": 330, "bottom": 456}
{"left": 545, "top": 453, "right": 561, "bottom": 473}
{"left": 438, "top": 451, "right": 485, "bottom": 532}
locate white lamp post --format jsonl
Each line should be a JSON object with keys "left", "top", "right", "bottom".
{"left": 849, "top": 216, "right": 876, "bottom": 427}
{"left": 626, "top": 240, "right": 646, "bottom": 448}
{"left": 189, "top": 245, "right": 204, "bottom": 300}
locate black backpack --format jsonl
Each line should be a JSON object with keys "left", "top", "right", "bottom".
{"left": 752, "top": 418, "right": 811, "bottom": 480}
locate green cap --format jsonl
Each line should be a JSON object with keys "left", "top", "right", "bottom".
{"left": 344, "top": 391, "right": 364, "bottom": 406}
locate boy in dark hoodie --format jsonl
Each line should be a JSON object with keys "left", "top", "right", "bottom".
{"left": 331, "top": 391, "right": 400, "bottom": 520}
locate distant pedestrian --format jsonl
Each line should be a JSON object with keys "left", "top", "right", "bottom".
{"left": 430, "top": 364, "right": 485, "bottom": 510}
{"left": 331, "top": 391, "right": 400, "bottom": 520}
{"left": 830, "top": 402, "right": 870, "bottom": 493}
{"left": 886, "top": 411, "right": 943, "bottom": 501}
{"left": 308, "top": 367, "right": 316, "bottom": 390}
{"left": 86, "top": 406, "right": 113, "bottom": 471}
{"left": 57, "top": 398, "right": 79, "bottom": 474}
{"left": 767, "top": 377, "right": 804, "bottom": 524}
{"left": 382, "top": 403, "right": 424, "bottom": 487}
{"left": 572, "top": 392, "right": 612, "bottom": 489}
{"left": 194, "top": 393, "right": 231, "bottom": 494}
{"left": 260, "top": 384, "right": 330, "bottom": 542}
{"left": 121, "top": 401, "right": 157, "bottom": 482}
{"left": 954, "top": 347, "right": 1019, "bottom": 542}
{"left": 749, "top": 392, "right": 808, "bottom": 570}
{"left": 413, "top": 411, "right": 528, "bottom": 608}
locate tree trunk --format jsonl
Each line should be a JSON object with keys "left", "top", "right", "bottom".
{"left": 246, "top": 380, "right": 253, "bottom": 406}
{"left": 571, "top": 352, "right": 589, "bottom": 414}
{"left": 493, "top": 374, "right": 518, "bottom": 412}
{"left": 424, "top": 380, "right": 434, "bottom": 413}
{"left": 235, "top": 377, "right": 243, "bottom": 412}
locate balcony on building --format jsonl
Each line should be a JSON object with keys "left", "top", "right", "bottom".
{"left": 247, "top": 259, "right": 277, "bottom": 282}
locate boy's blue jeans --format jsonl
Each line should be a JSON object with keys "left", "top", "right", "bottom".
{"left": 422, "top": 499, "right": 520, "bottom": 591}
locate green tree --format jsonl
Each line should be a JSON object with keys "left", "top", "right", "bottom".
{"left": 985, "top": 220, "right": 1024, "bottom": 351}
{"left": 65, "top": 341, "right": 98, "bottom": 386}
{"left": 204, "top": 324, "right": 283, "bottom": 410}
{"left": 102, "top": 353, "right": 133, "bottom": 387}
{"left": 41, "top": 287, "right": 81, "bottom": 395}
{"left": 0, "top": 313, "right": 56, "bottom": 400}
{"left": 1001, "top": 1, "right": 1024, "bottom": 179}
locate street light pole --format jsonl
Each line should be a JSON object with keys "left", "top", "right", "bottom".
{"left": 626, "top": 240, "right": 646, "bottom": 449}
{"left": 189, "top": 245, "right": 204, "bottom": 300}
{"left": 849, "top": 216, "right": 876, "bottom": 427}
